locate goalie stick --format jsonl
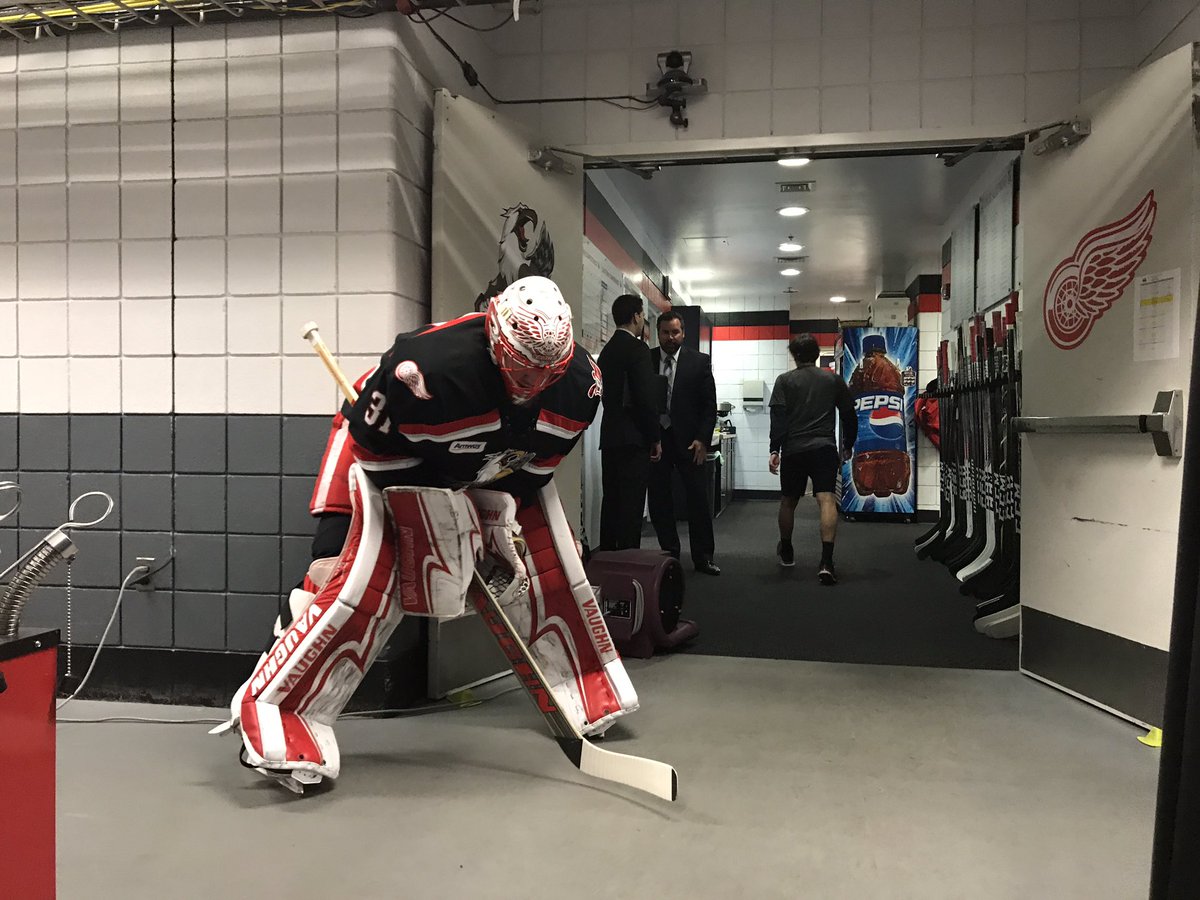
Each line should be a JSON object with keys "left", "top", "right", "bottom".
{"left": 301, "top": 322, "right": 679, "bottom": 802}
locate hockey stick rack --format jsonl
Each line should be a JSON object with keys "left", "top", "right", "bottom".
{"left": 913, "top": 297, "right": 1022, "bottom": 640}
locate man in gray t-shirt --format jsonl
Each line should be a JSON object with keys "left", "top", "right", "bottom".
{"left": 769, "top": 334, "right": 857, "bottom": 583}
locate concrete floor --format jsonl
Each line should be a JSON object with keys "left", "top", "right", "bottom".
{"left": 57, "top": 655, "right": 1158, "bottom": 899}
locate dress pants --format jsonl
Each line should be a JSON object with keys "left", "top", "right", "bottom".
{"left": 648, "top": 430, "right": 714, "bottom": 564}
{"left": 599, "top": 445, "right": 651, "bottom": 550}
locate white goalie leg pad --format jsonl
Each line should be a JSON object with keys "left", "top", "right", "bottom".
{"left": 234, "top": 464, "right": 403, "bottom": 782}
{"left": 474, "top": 483, "right": 640, "bottom": 737}
{"left": 383, "top": 487, "right": 482, "bottom": 618}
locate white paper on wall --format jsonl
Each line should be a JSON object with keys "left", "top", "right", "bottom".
{"left": 949, "top": 209, "right": 976, "bottom": 329}
{"left": 977, "top": 164, "right": 1015, "bottom": 310}
{"left": 1133, "top": 268, "right": 1181, "bottom": 361}
{"left": 581, "top": 238, "right": 620, "bottom": 357}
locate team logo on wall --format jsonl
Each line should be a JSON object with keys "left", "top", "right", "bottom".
{"left": 474, "top": 203, "right": 556, "bottom": 311}
{"left": 1042, "top": 191, "right": 1156, "bottom": 350}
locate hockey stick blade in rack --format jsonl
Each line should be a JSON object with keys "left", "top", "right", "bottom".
{"left": 472, "top": 557, "right": 679, "bottom": 802}
{"left": 300, "top": 321, "right": 678, "bottom": 803}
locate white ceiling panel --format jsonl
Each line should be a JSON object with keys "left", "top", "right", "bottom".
{"left": 588, "top": 150, "right": 1011, "bottom": 319}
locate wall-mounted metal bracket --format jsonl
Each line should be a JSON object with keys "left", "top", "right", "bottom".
{"left": 529, "top": 147, "right": 575, "bottom": 176}
{"left": 1030, "top": 118, "right": 1091, "bottom": 156}
{"left": 1015, "top": 389, "right": 1182, "bottom": 458}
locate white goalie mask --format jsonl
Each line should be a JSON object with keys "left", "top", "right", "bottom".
{"left": 485, "top": 276, "right": 575, "bottom": 404}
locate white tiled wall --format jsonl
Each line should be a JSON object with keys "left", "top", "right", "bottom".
{"left": 2, "top": 16, "right": 493, "bottom": 415}
{"left": 694, "top": 295, "right": 793, "bottom": 313}
{"left": 915, "top": 308, "right": 942, "bottom": 510}
{"left": 713, "top": 333, "right": 792, "bottom": 493}
{"left": 483, "top": 0, "right": 1139, "bottom": 147}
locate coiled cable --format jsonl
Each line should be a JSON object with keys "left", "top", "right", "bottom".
{"left": 0, "top": 491, "right": 113, "bottom": 638}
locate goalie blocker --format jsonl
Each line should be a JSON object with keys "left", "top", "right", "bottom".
{"left": 222, "top": 464, "right": 638, "bottom": 786}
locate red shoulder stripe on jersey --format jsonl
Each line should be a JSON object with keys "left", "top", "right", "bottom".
{"left": 350, "top": 440, "right": 406, "bottom": 462}
{"left": 535, "top": 409, "right": 589, "bottom": 439}
{"left": 418, "top": 312, "right": 486, "bottom": 336}
{"left": 353, "top": 366, "right": 379, "bottom": 392}
{"left": 398, "top": 410, "right": 501, "bottom": 441}
{"left": 524, "top": 454, "right": 564, "bottom": 475}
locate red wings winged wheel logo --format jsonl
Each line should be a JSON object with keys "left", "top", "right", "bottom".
{"left": 1042, "top": 190, "right": 1157, "bottom": 350}
{"left": 587, "top": 356, "right": 603, "bottom": 399}
{"left": 394, "top": 360, "right": 433, "bottom": 400}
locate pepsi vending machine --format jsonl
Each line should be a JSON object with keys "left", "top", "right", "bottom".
{"left": 839, "top": 327, "right": 918, "bottom": 519}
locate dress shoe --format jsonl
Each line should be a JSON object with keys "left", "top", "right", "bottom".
{"left": 695, "top": 560, "right": 721, "bottom": 576}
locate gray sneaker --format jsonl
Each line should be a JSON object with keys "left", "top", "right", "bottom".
{"left": 818, "top": 562, "right": 837, "bottom": 585}
{"left": 777, "top": 541, "right": 795, "bottom": 567}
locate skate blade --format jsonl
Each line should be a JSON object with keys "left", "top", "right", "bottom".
{"left": 208, "top": 719, "right": 237, "bottom": 736}
{"left": 261, "top": 770, "right": 306, "bottom": 795}
{"left": 257, "top": 767, "right": 322, "bottom": 795}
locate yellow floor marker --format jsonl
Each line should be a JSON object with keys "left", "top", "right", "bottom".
{"left": 1138, "top": 727, "right": 1163, "bottom": 748}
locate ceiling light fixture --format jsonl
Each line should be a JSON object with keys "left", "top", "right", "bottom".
{"left": 780, "top": 268, "right": 801, "bottom": 277}
{"left": 674, "top": 268, "right": 714, "bottom": 281}
{"left": 778, "top": 238, "right": 803, "bottom": 253}
{"left": 829, "top": 295, "right": 847, "bottom": 304}
{"left": 777, "top": 157, "right": 811, "bottom": 167}
{"left": 779, "top": 206, "right": 808, "bottom": 217}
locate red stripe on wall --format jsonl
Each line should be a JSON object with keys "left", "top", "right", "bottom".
{"left": 714, "top": 325, "right": 796, "bottom": 342}
{"left": 917, "top": 293, "right": 942, "bottom": 313}
{"left": 813, "top": 332, "right": 839, "bottom": 348}
{"left": 583, "top": 209, "right": 671, "bottom": 312}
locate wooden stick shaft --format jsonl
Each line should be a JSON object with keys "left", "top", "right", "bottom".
{"left": 303, "top": 325, "right": 358, "bottom": 403}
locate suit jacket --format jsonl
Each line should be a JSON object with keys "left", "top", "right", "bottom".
{"left": 597, "top": 329, "right": 662, "bottom": 449}
{"left": 651, "top": 345, "right": 717, "bottom": 452}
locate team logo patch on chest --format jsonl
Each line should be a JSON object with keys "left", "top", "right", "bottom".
{"left": 474, "top": 449, "right": 536, "bottom": 485}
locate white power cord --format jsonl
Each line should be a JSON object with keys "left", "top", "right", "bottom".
{"left": 56, "top": 565, "right": 146, "bottom": 713}
{"left": 55, "top": 567, "right": 524, "bottom": 723}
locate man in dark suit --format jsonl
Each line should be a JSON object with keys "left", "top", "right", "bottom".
{"left": 649, "top": 310, "right": 720, "bottom": 575}
{"left": 597, "top": 295, "right": 662, "bottom": 550}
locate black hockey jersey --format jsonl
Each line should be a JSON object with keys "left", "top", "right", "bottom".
{"left": 345, "top": 313, "right": 602, "bottom": 498}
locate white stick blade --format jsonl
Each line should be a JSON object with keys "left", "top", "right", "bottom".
{"left": 578, "top": 740, "right": 678, "bottom": 802}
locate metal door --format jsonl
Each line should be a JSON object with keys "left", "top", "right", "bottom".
{"left": 1019, "top": 45, "right": 1199, "bottom": 724}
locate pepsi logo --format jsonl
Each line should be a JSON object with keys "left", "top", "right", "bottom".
{"left": 869, "top": 407, "right": 904, "bottom": 436}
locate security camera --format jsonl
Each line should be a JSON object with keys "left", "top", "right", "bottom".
{"left": 648, "top": 50, "right": 708, "bottom": 129}
{"left": 657, "top": 50, "right": 694, "bottom": 92}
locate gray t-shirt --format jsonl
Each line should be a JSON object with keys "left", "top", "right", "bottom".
{"left": 769, "top": 365, "right": 857, "bottom": 456}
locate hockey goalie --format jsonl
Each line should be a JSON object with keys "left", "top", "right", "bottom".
{"left": 218, "top": 277, "right": 639, "bottom": 792}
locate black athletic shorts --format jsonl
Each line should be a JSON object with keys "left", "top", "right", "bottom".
{"left": 780, "top": 445, "right": 840, "bottom": 498}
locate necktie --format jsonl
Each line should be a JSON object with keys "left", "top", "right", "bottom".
{"left": 660, "top": 354, "right": 674, "bottom": 429}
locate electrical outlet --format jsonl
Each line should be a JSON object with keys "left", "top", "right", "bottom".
{"left": 133, "top": 556, "right": 157, "bottom": 592}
